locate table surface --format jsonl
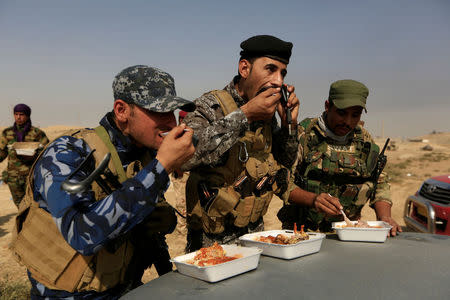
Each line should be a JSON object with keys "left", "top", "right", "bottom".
{"left": 122, "top": 232, "right": 450, "bottom": 300}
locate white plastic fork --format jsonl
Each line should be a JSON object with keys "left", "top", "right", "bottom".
{"left": 340, "top": 209, "right": 353, "bottom": 227}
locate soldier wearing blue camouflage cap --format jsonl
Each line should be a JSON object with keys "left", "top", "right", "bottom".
{"left": 279, "top": 79, "right": 402, "bottom": 237}
{"left": 182, "top": 35, "right": 300, "bottom": 252}
{"left": 10, "top": 65, "right": 196, "bottom": 299}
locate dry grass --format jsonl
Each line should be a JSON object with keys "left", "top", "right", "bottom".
{"left": 385, "top": 159, "right": 413, "bottom": 183}
{"left": 420, "top": 152, "right": 449, "bottom": 162}
{"left": 0, "top": 277, "right": 30, "bottom": 300}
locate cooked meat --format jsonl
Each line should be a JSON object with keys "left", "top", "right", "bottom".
{"left": 255, "top": 224, "right": 309, "bottom": 245}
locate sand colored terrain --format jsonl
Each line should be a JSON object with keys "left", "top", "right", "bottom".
{"left": 1, "top": 126, "right": 449, "bottom": 286}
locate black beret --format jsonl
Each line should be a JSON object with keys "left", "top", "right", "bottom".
{"left": 240, "top": 35, "right": 293, "bottom": 64}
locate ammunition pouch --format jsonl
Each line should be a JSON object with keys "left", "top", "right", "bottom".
{"left": 233, "top": 195, "right": 254, "bottom": 227}
{"left": 235, "top": 191, "right": 273, "bottom": 225}
{"left": 206, "top": 186, "right": 240, "bottom": 218}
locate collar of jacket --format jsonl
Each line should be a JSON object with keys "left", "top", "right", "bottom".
{"left": 227, "top": 76, "right": 248, "bottom": 108}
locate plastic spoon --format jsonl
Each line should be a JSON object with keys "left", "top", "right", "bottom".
{"left": 340, "top": 209, "right": 353, "bottom": 227}
{"left": 326, "top": 193, "right": 353, "bottom": 227}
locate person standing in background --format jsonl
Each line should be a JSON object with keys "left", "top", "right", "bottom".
{"left": 0, "top": 103, "right": 49, "bottom": 208}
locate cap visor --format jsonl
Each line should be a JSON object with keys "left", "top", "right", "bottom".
{"left": 143, "top": 96, "right": 196, "bottom": 113}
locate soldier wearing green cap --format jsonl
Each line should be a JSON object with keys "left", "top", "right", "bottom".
{"left": 278, "top": 79, "right": 402, "bottom": 236}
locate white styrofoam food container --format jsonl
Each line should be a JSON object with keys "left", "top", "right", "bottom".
{"left": 12, "top": 142, "right": 41, "bottom": 156}
{"left": 15, "top": 149, "right": 37, "bottom": 156}
{"left": 332, "top": 221, "right": 392, "bottom": 242}
{"left": 238, "top": 230, "right": 325, "bottom": 260}
{"left": 171, "top": 244, "right": 262, "bottom": 282}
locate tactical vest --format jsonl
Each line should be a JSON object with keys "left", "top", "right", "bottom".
{"left": 186, "top": 90, "right": 280, "bottom": 234}
{"left": 295, "top": 118, "right": 379, "bottom": 222}
{"left": 9, "top": 126, "right": 147, "bottom": 293}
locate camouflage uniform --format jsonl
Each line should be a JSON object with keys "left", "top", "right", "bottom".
{"left": 11, "top": 65, "right": 195, "bottom": 300}
{"left": 278, "top": 115, "right": 391, "bottom": 232}
{"left": 0, "top": 125, "right": 48, "bottom": 207}
{"left": 183, "top": 76, "right": 298, "bottom": 251}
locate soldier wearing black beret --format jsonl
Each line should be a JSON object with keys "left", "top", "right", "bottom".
{"left": 239, "top": 34, "right": 293, "bottom": 64}
{"left": 182, "top": 35, "right": 300, "bottom": 251}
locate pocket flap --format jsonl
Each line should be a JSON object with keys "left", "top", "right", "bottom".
{"left": 207, "top": 187, "right": 240, "bottom": 218}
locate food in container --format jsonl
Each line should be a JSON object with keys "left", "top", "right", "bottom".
{"left": 171, "top": 244, "right": 262, "bottom": 282}
{"left": 334, "top": 220, "right": 383, "bottom": 228}
{"left": 239, "top": 228, "right": 325, "bottom": 260}
{"left": 185, "top": 242, "right": 242, "bottom": 266}
{"left": 332, "top": 220, "right": 392, "bottom": 242}
{"left": 254, "top": 224, "right": 310, "bottom": 245}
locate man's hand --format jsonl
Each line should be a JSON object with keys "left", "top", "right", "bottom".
{"left": 241, "top": 87, "right": 281, "bottom": 122}
{"left": 277, "top": 84, "right": 299, "bottom": 128}
{"left": 378, "top": 216, "right": 402, "bottom": 237}
{"left": 374, "top": 201, "right": 401, "bottom": 237}
{"left": 156, "top": 124, "right": 195, "bottom": 174}
{"left": 313, "top": 193, "right": 342, "bottom": 216}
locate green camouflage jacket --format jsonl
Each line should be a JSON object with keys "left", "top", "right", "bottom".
{"left": 280, "top": 117, "right": 391, "bottom": 231}
{"left": 0, "top": 126, "right": 49, "bottom": 181}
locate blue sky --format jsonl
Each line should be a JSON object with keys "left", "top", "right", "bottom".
{"left": 1, "top": 0, "right": 449, "bottom": 138}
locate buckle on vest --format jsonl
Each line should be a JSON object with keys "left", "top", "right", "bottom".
{"left": 239, "top": 141, "right": 249, "bottom": 163}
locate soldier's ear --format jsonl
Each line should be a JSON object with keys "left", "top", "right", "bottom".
{"left": 325, "top": 100, "right": 330, "bottom": 113}
{"left": 238, "top": 59, "right": 252, "bottom": 79}
{"left": 113, "top": 99, "right": 132, "bottom": 124}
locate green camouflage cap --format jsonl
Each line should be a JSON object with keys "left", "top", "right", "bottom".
{"left": 329, "top": 79, "right": 369, "bottom": 110}
{"left": 113, "top": 65, "right": 195, "bottom": 113}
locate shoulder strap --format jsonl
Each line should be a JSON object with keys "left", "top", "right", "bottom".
{"left": 210, "top": 90, "right": 238, "bottom": 116}
{"left": 94, "top": 126, "right": 127, "bottom": 183}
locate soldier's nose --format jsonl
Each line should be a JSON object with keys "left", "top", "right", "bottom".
{"left": 271, "top": 72, "right": 283, "bottom": 87}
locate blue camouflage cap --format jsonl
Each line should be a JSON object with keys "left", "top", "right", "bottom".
{"left": 112, "top": 65, "right": 195, "bottom": 113}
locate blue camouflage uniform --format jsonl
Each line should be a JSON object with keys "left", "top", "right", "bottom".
{"left": 29, "top": 113, "right": 170, "bottom": 299}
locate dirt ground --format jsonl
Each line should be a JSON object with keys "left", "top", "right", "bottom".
{"left": 1, "top": 126, "right": 449, "bottom": 285}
